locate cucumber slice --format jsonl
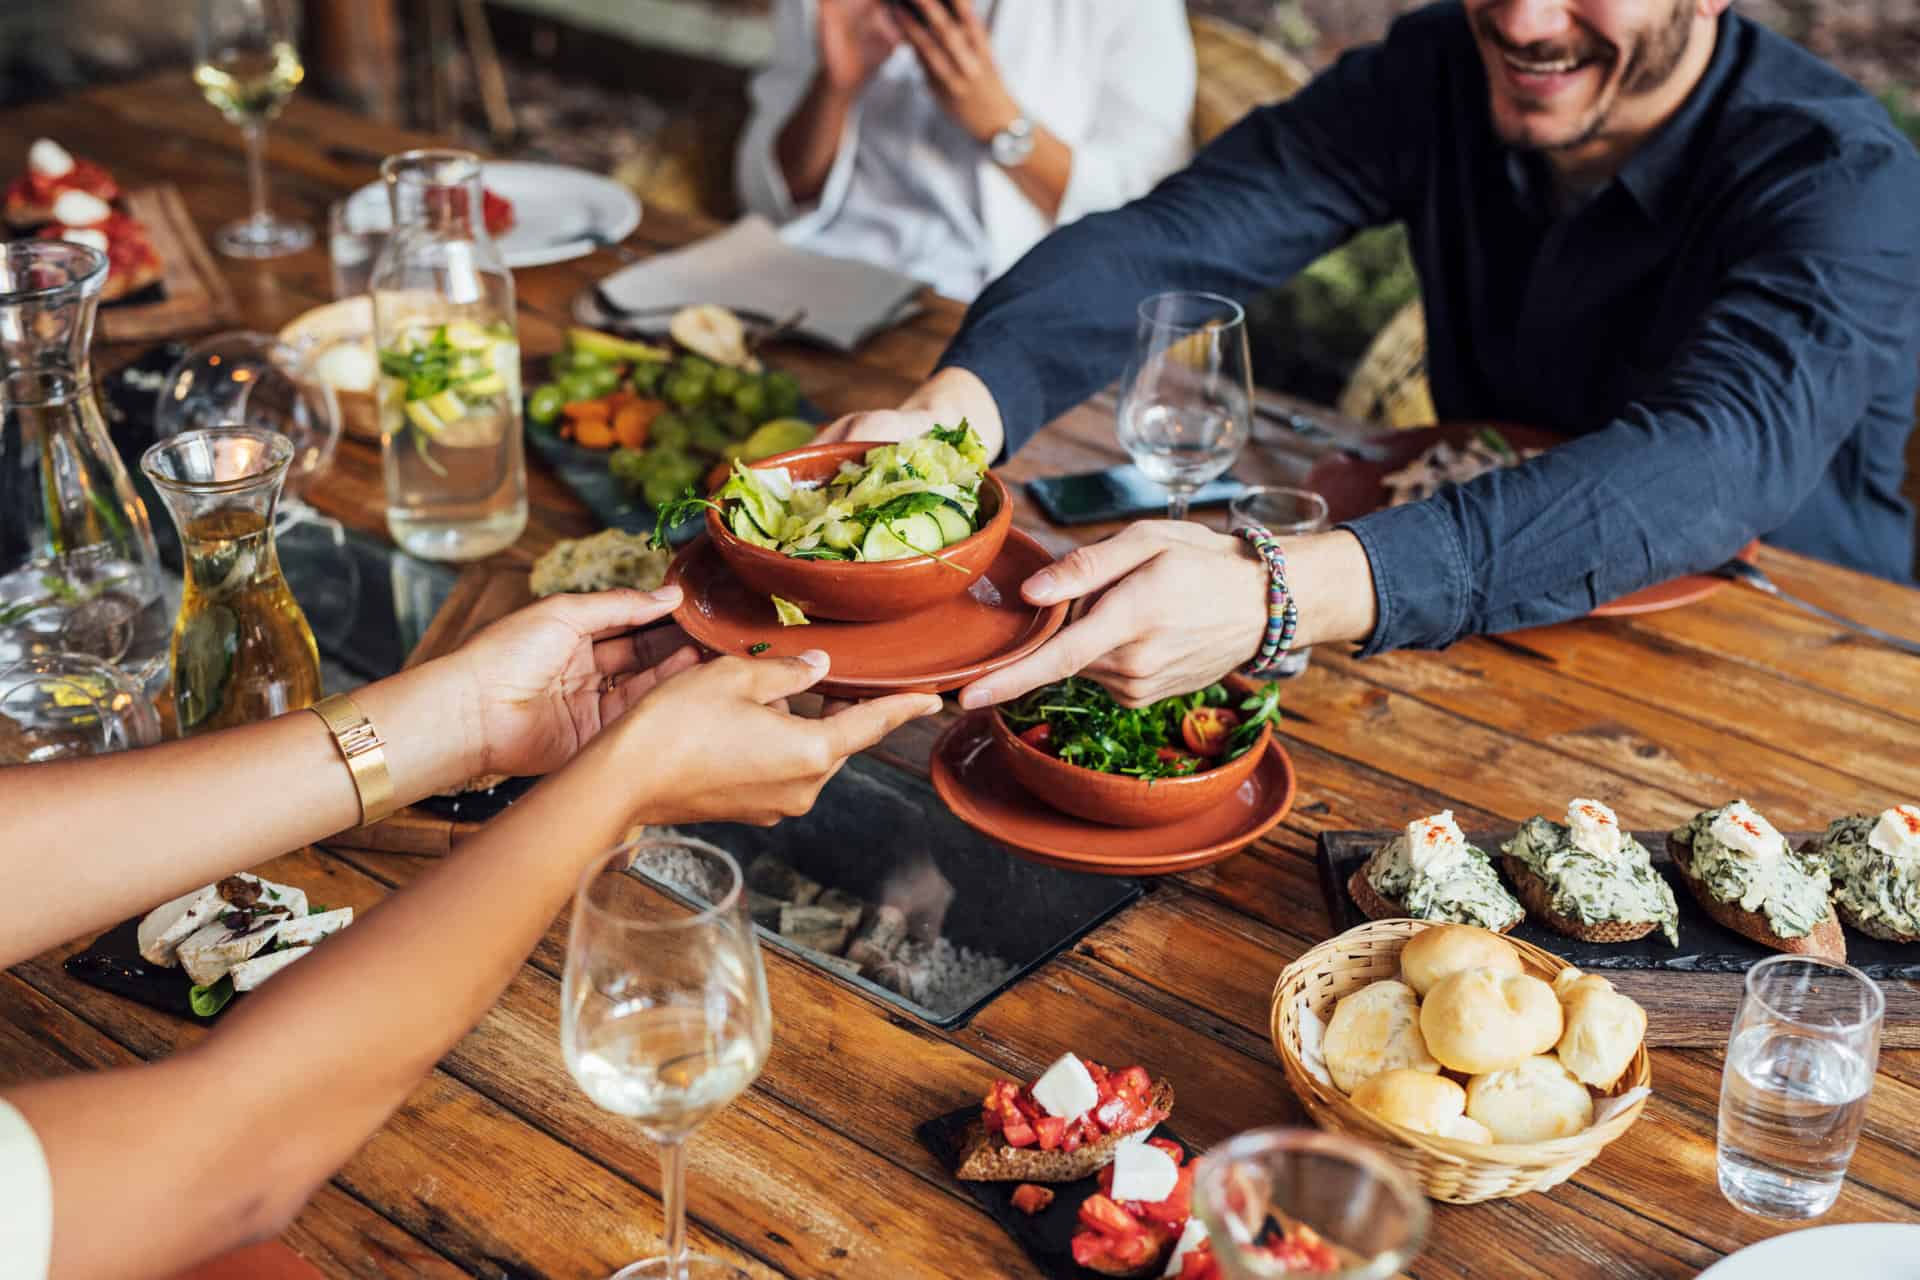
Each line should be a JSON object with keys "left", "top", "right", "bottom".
{"left": 175, "top": 605, "right": 239, "bottom": 732}
{"left": 728, "top": 504, "right": 777, "bottom": 549}
{"left": 460, "top": 372, "right": 507, "bottom": 398}
{"left": 424, "top": 389, "right": 467, "bottom": 423}
{"left": 862, "top": 512, "right": 942, "bottom": 561}
{"left": 930, "top": 504, "right": 973, "bottom": 546}
{"left": 443, "top": 320, "right": 493, "bottom": 351}
{"left": 404, "top": 400, "right": 446, "bottom": 436}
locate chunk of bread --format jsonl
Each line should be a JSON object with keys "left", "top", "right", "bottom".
{"left": 1347, "top": 867, "right": 1518, "bottom": 934}
{"left": 953, "top": 1077, "right": 1174, "bottom": 1183}
{"left": 1324, "top": 979, "right": 1438, "bottom": 1094}
{"left": 530, "top": 529, "right": 669, "bottom": 597}
{"left": 1501, "top": 855, "right": 1660, "bottom": 944}
{"left": 1666, "top": 834, "right": 1845, "bottom": 961}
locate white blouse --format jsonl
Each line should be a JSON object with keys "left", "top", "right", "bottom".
{"left": 0, "top": 1099, "right": 51, "bottom": 1279}
{"left": 737, "top": 0, "right": 1196, "bottom": 301}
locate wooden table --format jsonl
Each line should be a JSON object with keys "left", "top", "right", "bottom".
{"left": 6, "top": 77, "right": 1920, "bottom": 1279}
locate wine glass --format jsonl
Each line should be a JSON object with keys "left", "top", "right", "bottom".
{"left": 1190, "top": 1128, "right": 1428, "bottom": 1280}
{"left": 1116, "top": 291, "right": 1253, "bottom": 521}
{"left": 194, "top": 0, "right": 312, "bottom": 258}
{"left": 563, "top": 837, "right": 771, "bottom": 1280}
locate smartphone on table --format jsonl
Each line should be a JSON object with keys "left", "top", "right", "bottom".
{"left": 1025, "top": 466, "right": 1249, "bottom": 526}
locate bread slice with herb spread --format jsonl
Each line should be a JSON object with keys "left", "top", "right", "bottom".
{"left": 1669, "top": 801, "right": 1844, "bottom": 961}
{"left": 1809, "top": 805, "right": 1920, "bottom": 944}
{"left": 1501, "top": 800, "right": 1679, "bottom": 946}
{"left": 1350, "top": 812, "right": 1523, "bottom": 933}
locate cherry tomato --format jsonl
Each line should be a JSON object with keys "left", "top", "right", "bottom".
{"left": 1019, "top": 723, "right": 1054, "bottom": 752}
{"left": 1156, "top": 746, "right": 1199, "bottom": 770}
{"left": 1180, "top": 706, "right": 1241, "bottom": 757}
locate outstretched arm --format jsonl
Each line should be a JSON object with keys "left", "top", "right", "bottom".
{"left": 9, "top": 653, "right": 940, "bottom": 1280}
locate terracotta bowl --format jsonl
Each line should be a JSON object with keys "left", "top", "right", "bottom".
{"left": 989, "top": 709, "right": 1273, "bottom": 829}
{"left": 705, "top": 441, "right": 1012, "bottom": 622}
{"left": 278, "top": 295, "right": 379, "bottom": 442}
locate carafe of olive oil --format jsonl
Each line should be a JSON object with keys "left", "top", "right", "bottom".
{"left": 140, "top": 427, "right": 320, "bottom": 736}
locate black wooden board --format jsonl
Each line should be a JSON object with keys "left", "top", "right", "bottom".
{"left": 1317, "top": 830, "right": 1920, "bottom": 979}
{"left": 917, "top": 1105, "right": 1194, "bottom": 1279}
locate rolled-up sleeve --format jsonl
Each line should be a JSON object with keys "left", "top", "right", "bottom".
{"left": 1348, "top": 140, "right": 1920, "bottom": 654}
{"left": 0, "top": 1099, "right": 52, "bottom": 1279}
{"left": 1053, "top": 3, "right": 1196, "bottom": 227}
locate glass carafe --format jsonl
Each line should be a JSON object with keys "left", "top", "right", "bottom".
{"left": 370, "top": 149, "right": 527, "bottom": 561}
{"left": 140, "top": 427, "right": 321, "bottom": 736}
{"left": 0, "top": 241, "right": 164, "bottom": 676}
{"left": 0, "top": 652, "right": 162, "bottom": 764}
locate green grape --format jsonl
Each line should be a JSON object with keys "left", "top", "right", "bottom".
{"left": 709, "top": 366, "right": 743, "bottom": 397}
{"left": 527, "top": 384, "right": 565, "bottom": 426}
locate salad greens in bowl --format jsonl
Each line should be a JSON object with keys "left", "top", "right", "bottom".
{"left": 993, "top": 677, "right": 1282, "bottom": 828}
{"left": 657, "top": 426, "right": 1014, "bottom": 622}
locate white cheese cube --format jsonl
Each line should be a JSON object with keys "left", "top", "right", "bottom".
{"left": 177, "top": 916, "right": 286, "bottom": 986}
{"left": 59, "top": 228, "right": 109, "bottom": 255}
{"left": 1029, "top": 1053, "right": 1100, "bottom": 1120}
{"left": 137, "top": 885, "right": 226, "bottom": 966}
{"left": 1566, "top": 798, "right": 1625, "bottom": 858}
{"left": 1869, "top": 804, "right": 1920, "bottom": 865}
{"left": 229, "top": 946, "right": 312, "bottom": 992}
{"left": 1710, "top": 801, "right": 1786, "bottom": 865}
{"left": 1109, "top": 1141, "right": 1179, "bottom": 1204}
{"left": 1406, "top": 810, "right": 1467, "bottom": 873}
{"left": 28, "top": 138, "right": 75, "bottom": 178}
{"left": 1162, "top": 1219, "right": 1209, "bottom": 1277}
{"left": 275, "top": 907, "right": 353, "bottom": 946}
{"left": 49, "top": 190, "right": 110, "bottom": 227}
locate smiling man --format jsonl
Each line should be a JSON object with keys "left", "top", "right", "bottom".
{"left": 822, "top": 0, "right": 1920, "bottom": 705}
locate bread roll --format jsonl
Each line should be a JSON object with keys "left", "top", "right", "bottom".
{"left": 1466, "top": 1055, "right": 1595, "bottom": 1143}
{"left": 1420, "top": 968, "right": 1562, "bottom": 1075}
{"left": 1350, "top": 1069, "right": 1489, "bottom": 1143}
{"left": 1323, "top": 979, "right": 1439, "bottom": 1095}
{"left": 1400, "top": 924, "right": 1523, "bottom": 997}
{"left": 1553, "top": 968, "right": 1647, "bottom": 1090}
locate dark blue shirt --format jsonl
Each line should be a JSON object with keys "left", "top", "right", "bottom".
{"left": 940, "top": 4, "right": 1920, "bottom": 654}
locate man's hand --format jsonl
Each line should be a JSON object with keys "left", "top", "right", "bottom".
{"left": 816, "top": 366, "right": 1007, "bottom": 457}
{"left": 818, "top": 0, "right": 903, "bottom": 93}
{"left": 958, "top": 523, "right": 1269, "bottom": 708}
{"left": 896, "top": 0, "right": 1021, "bottom": 144}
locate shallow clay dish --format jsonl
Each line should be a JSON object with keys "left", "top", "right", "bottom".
{"left": 669, "top": 528, "right": 1067, "bottom": 698}
{"left": 932, "top": 711, "right": 1296, "bottom": 876}
{"left": 706, "top": 441, "right": 1012, "bottom": 622}
{"left": 278, "top": 295, "right": 378, "bottom": 442}
{"left": 1304, "top": 422, "right": 1757, "bottom": 617}
{"left": 989, "top": 708, "right": 1272, "bottom": 828}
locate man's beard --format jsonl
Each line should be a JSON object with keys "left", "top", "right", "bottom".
{"left": 1482, "top": 0, "right": 1696, "bottom": 152}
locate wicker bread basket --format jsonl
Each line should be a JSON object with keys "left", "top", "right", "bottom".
{"left": 1271, "top": 919, "right": 1651, "bottom": 1204}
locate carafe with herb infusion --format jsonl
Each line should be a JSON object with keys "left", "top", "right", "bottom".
{"left": 370, "top": 149, "right": 526, "bottom": 560}
{"left": 0, "top": 241, "right": 164, "bottom": 675}
{"left": 141, "top": 426, "right": 320, "bottom": 736}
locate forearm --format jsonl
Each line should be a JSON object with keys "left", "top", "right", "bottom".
{"left": 775, "top": 73, "right": 857, "bottom": 206}
{"left": 899, "top": 366, "right": 1006, "bottom": 459}
{"left": 999, "top": 126, "right": 1070, "bottom": 221}
{"left": 0, "top": 657, "right": 479, "bottom": 964}
{"left": 14, "top": 757, "right": 633, "bottom": 1280}
{"left": 1285, "top": 530, "right": 1379, "bottom": 649}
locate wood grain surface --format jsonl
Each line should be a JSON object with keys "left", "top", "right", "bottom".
{"left": 3, "top": 77, "right": 1919, "bottom": 1279}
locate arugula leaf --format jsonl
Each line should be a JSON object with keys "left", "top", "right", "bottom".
{"left": 188, "top": 975, "right": 235, "bottom": 1018}
{"left": 1001, "top": 676, "right": 1281, "bottom": 780}
{"left": 650, "top": 487, "right": 725, "bottom": 548}
{"left": 929, "top": 420, "right": 971, "bottom": 448}
{"left": 868, "top": 490, "right": 948, "bottom": 523}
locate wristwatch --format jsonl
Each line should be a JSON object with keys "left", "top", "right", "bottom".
{"left": 989, "top": 115, "right": 1036, "bottom": 169}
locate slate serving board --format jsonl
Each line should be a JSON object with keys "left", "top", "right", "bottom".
{"left": 1316, "top": 830, "right": 1920, "bottom": 1049}
{"left": 64, "top": 917, "right": 225, "bottom": 1022}
{"left": 917, "top": 1105, "right": 1194, "bottom": 1279}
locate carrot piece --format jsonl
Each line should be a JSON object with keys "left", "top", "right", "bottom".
{"left": 563, "top": 399, "right": 612, "bottom": 421}
{"left": 573, "top": 416, "right": 618, "bottom": 449}
{"left": 613, "top": 403, "right": 650, "bottom": 449}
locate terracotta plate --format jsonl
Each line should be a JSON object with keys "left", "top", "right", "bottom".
{"left": 929, "top": 710, "right": 1297, "bottom": 876}
{"left": 668, "top": 529, "right": 1069, "bottom": 697}
{"left": 1304, "top": 422, "right": 1757, "bottom": 617}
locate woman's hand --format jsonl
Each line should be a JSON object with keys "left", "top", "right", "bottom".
{"left": 818, "top": 0, "right": 903, "bottom": 93}
{"left": 439, "top": 587, "right": 696, "bottom": 781}
{"left": 613, "top": 651, "right": 942, "bottom": 826}
{"left": 816, "top": 367, "right": 1007, "bottom": 458}
{"left": 897, "top": 0, "right": 1021, "bottom": 144}
{"left": 958, "top": 523, "right": 1269, "bottom": 708}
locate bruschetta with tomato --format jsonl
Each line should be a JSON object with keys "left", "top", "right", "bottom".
{"left": 954, "top": 1052, "right": 1172, "bottom": 1184}
{"left": 6, "top": 138, "right": 119, "bottom": 229}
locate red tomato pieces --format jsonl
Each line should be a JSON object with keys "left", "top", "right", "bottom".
{"left": 979, "top": 1059, "right": 1166, "bottom": 1156}
{"left": 1010, "top": 1183, "right": 1054, "bottom": 1215}
{"left": 1180, "top": 706, "right": 1241, "bottom": 757}
{"left": 1033, "top": 1115, "right": 1068, "bottom": 1151}
{"left": 1076, "top": 1143, "right": 1192, "bottom": 1275}
{"left": 1019, "top": 723, "right": 1054, "bottom": 751}
{"left": 1174, "top": 1227, "right": 1341, "bottom": 1278}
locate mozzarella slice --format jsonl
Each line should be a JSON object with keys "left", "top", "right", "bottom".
{"left": 1029, "top": 1053, "right": 1100, "bottom": 1120}
{"left": 1406, "top": 810, "right": 1467, "bottom": 873}
{"left": 229, "top": 945, "right": 313, "bottom": 992}
{"left": 1162, "top": 1219, "right": 1209, "bottom": 1277}
{"left": 50, "top": 189, "right": 110, "bottom": 227}
{"left": 137, "top": 885, "right": 226, "bottom": 966}
{"left": 58, "top": 228, "right": 108, "bottom": 254}
{"left": 177, "top": 915, "right": 287, "bottom": 986}
{"left": 28, "top": 138, "right": 74, "bottom": 179}
{"left": 275, "top": 907, "right": 353, "bottom": 946}
{"left": 1709, "top": 801, "right": 1786, "bottom": 865}
{"left": 1869, "top": 804, "right": 1920, "bottom": 865}
{"left": 1109, "top": 1141, "right": 1179, "bottom": 1204}
{"left": 1566, "top": 798, "right": 1625, "bottom": 858}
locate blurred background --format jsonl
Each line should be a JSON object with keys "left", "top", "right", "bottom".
{"left": 6, "top": 0, "right": 1917, "bottom": 406}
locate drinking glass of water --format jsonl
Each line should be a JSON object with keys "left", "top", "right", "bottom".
{"left": 1717, "top": 954, "right": 1882, "bottom": 1220}
{"left": 562, "top": 837, "right": 770, "bottom": 1280}
{"left": 1116, "top": 292, "right": 1252, "bottom": 521}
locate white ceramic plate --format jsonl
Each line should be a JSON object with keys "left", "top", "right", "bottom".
{"left": 344, "top": 161, "right": 641, "bottom": 269}
{"left": 1698, "top": 1224, "right": 1920, "bottom": 1279}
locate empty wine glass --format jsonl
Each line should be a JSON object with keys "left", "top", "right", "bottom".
{"left": 194, "top": 0, "right": 311, "bottom": 258}
{"left": 1116, "top": 292, "right": 1253, "bottom": 521}
{"left": 562, "top": 837, "right": 771, "bottom": 1280}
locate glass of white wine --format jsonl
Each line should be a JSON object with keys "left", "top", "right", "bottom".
{"left": 193, "top": 0, "right": 311, "bottom": 258}
{"left": 1116, "top": 291, "right": 1253, "bottom": 521}
{"left": 563, "top": 837, "right": 771, "bottom": 1280}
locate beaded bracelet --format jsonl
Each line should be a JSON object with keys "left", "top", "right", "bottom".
{"left": 1236, "top": 524, "right": 1299, "bottom": 678}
